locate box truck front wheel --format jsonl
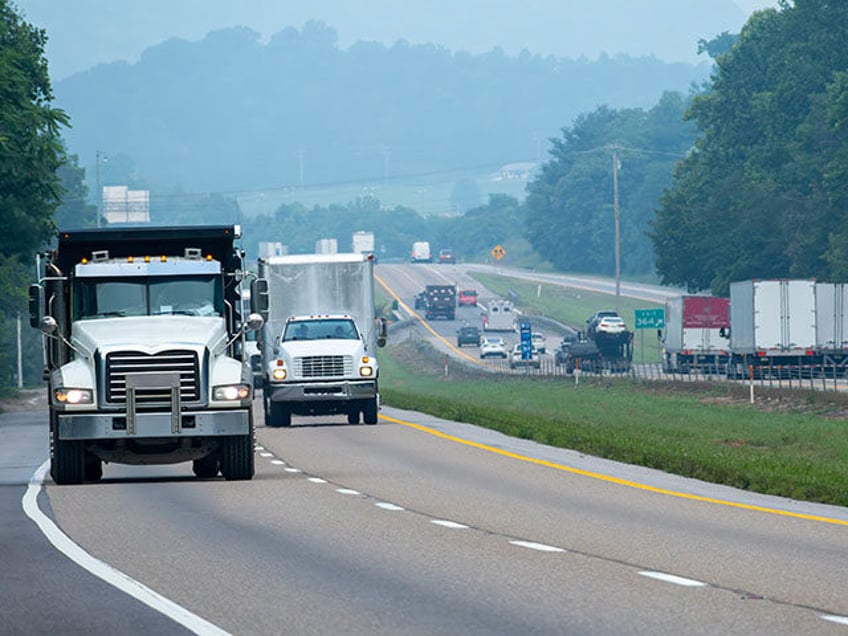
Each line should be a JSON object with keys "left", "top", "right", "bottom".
{"left": 363, "top": 398, "right": 378, "bottom": 425}
{"left": 220, "top": 434, "right": 254, "bottom": 480}
{"left": 269, "top": 401, "right": 292, "bottom": 428}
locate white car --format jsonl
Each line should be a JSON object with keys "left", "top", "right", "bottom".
{"left": 509, "top": 343, "right": 541, "bottom": 369}
{"left": 531, "top": 332, "right": 547, "bottom": 354}
{"left": 595, "top": 316, "right": 627, "bottom": 335}
{"left": 480, "top": 336, "right": 508, "bottom": 359}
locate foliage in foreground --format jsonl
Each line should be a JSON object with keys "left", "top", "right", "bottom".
{"left": 380, "top": 340, "right": 848, "bottom": 507}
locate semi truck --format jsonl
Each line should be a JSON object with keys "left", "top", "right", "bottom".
{"left": 423, "top": 284, "right": 456, "bottom": 320}
{"left": 29, "top": 225, "right": 262, "bottom": 484}
{"left": 662, "top": 295, "right": 730, "bottom": 374}
{"left": 252, "top": 253, "right": 386, "bottom": 427}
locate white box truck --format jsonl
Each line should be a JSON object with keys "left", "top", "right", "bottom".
{"left": 410, "top": 241, "right": 432, "bottom": 263}
{"left": 352, "top": 231, "right": 375, "bottom": 257}
{"left": 252, "top": 253, "right": 386, "bottom": 426}
{"left": 482, "top": 298, "right": 517, "bottom": 331}
{"left": 728, "top": 279, "right": 816, "bottom": 378}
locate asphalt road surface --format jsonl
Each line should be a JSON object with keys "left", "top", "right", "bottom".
{"left": 4, "top": 389, "right": 848, "bottom": 634}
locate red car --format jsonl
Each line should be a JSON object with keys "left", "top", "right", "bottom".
{"left": 458, "top": 289, "right": 478, "bottom": 306}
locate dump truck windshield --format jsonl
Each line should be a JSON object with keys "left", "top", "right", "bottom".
{"left": 74, "top": 275, "right": 223, "bottom": 320}
{"left": 282, "top": 318, "right": 359, "bottom": 342}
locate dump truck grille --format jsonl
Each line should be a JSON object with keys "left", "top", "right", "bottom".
{"left": 106, "top": 350, "right": 200, "bottom": 405}
{"left": 295, "top": 355, "right": 352, "bottom": 378}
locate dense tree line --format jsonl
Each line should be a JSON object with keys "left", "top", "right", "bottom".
{"left": 0, "top": 1, "right": 69, "bottom": 388}
{"left": 652, "top": 0, "right": 848, "bottom": 293}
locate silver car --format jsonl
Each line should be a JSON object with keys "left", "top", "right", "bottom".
{"left": 480, "top": 335, "right": 508, "bottom": 359}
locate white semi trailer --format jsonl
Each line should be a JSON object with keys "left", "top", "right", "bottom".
{"left": 252, "top": 253, "right": 386, "bottom": 426}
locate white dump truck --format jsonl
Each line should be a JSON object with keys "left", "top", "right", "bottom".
{"left": 29, "top": 225, "right": 262, "bottom": 484}
{"left": 252, "top": 253, "right": 386, "bottom": 426}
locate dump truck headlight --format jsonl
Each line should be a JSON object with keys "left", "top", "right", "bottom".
{"left": 54, "top": 388, "right": 93, "bottom": 405}
{"left": 271, "top": 367, "right": 287, "bottom": 381}
{"left": 359, "top": 366, "right": 373, "bottom": 377}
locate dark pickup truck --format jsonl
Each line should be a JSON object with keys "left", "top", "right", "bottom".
{"left": 457, "top": 325, "right": 481, "bottom": 347}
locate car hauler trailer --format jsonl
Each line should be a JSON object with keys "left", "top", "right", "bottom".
{"left": 29, "top": 225, "right": 262, "bottom": 484}
{"left": 252, "top": 253, "right": 386, "bottom": 427}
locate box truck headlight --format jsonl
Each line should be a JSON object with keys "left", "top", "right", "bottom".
{"left": 54, "top": 388, "right": 93, "bottom": 404}
{"left": 213, "top": 384, "right": 251, "bottom": 401}
{"left": 359, "top": 357, "right": 373, "bottom": 377}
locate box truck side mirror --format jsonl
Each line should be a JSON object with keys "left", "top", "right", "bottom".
{"left": 250, "top": 278, "right": 269, "bottom": 321}
{"left": 376, "top": 317, "right": 387, "bottom": 348}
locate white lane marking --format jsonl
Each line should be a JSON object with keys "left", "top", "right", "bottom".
{"left": 336, "top": 488, "right": 361, "bottom": 495}
{"left": 283, "top": 467, "right": 301, "bottom": 473}
{"left": 307, "top": 477, "right": 327, "bottom": 484}
{"left": 254, "top": 446, "right": 265, "bottom": 451}
{"left": 430, "top": 520, "right": 469, "bottom": 529}
{"left": 823, "top": 615, "right": 848, "bottom": 626}
{"left": 22, "top": 460, "right": 230, "bottom": 636}
{"left": 639, "top": 571, "right": 707, "bottom": 587}
{"left": 270, "top": 459, "right": 285, "bottom": 466}
{"left": 259, "top": 452, "right": 273, "bottom": 458}
{"left": 375, "top": 502, "right": 404, "bottom": 511}
{"left": 510, "top": 540, "right": 565, "bottom": 553}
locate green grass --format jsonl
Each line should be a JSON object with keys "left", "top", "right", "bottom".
{"left": 380, "top": 339, "right": 848, "bottom": 507}
{"left": 471, "top": 272, "right": 665, "bottom": 363}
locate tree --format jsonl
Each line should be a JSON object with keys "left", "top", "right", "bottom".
{"left": 525, "top": 96, "right": 694, "bottom": 277}
{"left": 0, "top": 0, "right": 69, "bottom": 256}
{"left": 652, "top": 1, "right": 848, "bottom": 294}
{"left": 55, "top": 152, "right": 97, "bottom": 228}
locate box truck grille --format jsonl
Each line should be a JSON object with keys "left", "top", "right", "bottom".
{"left": 295, "top": 355, "right": 352, "bottom": 378}
{"left": 106, "top": 350, "right": 200, "bottom": 405}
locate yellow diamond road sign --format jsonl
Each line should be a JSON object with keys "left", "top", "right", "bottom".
{"left": 491, "top": 244, "right": 506, "bottom": 260}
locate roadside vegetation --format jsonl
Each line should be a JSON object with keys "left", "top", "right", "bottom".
{"left": 380, "top": 338, "right": 848, "bottom": 507}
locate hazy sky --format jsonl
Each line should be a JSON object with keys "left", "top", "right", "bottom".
{"left": 18, "top": 0, "right": 780, "bottom": 81}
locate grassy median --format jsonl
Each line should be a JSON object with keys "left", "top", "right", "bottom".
{"left": 380, "top": 339, "right": 848, "bottom": 507}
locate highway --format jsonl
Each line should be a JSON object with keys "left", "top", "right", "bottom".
{"left": 3, "top": 263, "right": 848, "bottom": 634}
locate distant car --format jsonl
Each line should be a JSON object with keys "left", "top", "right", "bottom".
{"left": 531, "top": 332, "right": 547, "bottom": 354}
{"left": 595, "top": 316, "right": 627, "bottom": 335}
{"left": 479, "top": 335, "right": 508, "bottom": 359}
{"left": 586, "top": 310, "right": 621, "bottom": 337}
{"left": 458, "top": 289, "right": 478, "bottom": 306}
{"left": 457, "top": 325, "right": 481, "bottom": 347}
{"left": 438, "top": 248, "right": 457, "bottom": 264}
{"left": 509, "top": 343, "right": 541, "bottom": 369}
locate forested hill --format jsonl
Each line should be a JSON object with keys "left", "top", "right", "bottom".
{"left": 55, "top": 21, "right": 709, "bottom": 194}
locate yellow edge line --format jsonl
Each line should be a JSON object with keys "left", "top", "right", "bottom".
{"left": 375, "top": 270, "right": 848, "bottom": 527}
{"left": 379, "top": 413, "right": 848, "bottom": 527}
{"left": 375, "top": 272, "right": 485, "bottom": 366}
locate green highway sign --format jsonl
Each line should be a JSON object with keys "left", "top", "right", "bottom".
{"left": 634, "top": 308, "right": 665, "bottom": 329}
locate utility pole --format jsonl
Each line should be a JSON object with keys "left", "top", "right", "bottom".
{"left": 612, "top": 146, "right": 621, "bottom": 316}
{"left": 16, "top": 312, "right": 22, "bottom": 388}
{"left": 95, "top": 150, "right": 107, "bottom": 227}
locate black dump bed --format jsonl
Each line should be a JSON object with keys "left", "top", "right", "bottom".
{"left": 54, "top": 225, "right": 241, "bottom": 273}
